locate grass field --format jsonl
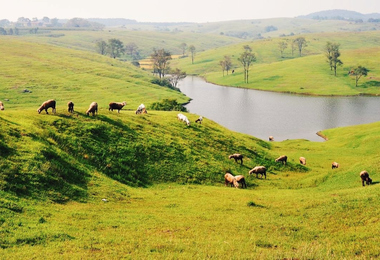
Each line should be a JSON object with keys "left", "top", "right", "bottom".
{"left": 172, "top": 31, "right": 380, "bottom": 95}
{"left": 0, "top": 36, "right": 380, "bottom": 259}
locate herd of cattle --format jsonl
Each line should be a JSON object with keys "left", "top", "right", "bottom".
{"left": 33, "top": 99, "right": 147, "bottom": 115}
{"left": 225, "top": 153, "right": 373, "bottom": 188}
{"left": 0, "top": 99, "right": 373, "bottom": 188}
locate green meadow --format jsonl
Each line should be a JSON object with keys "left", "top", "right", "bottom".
{"left": 0, "top": 34, "right": 379, "bottom": 259}
{"left": 173, "top": 31, "right": 380, "bottom": 95}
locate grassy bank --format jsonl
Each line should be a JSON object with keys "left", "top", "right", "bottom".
{"left": 173, "top": 31, "right": 380, "bottom": 96}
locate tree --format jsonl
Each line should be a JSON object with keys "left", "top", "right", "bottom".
{"left": 188, "top": 45, "right": 196, "bottom": 64}
{"left": 107, "top": 38, "right": 124, "bottom": 59}
{"left": 95, "top": 40, "right": 107, "bottom": 55}
{"left": 325, "top": 42, "right": 343, "bottom": 76}
{"left": 350, "top": 66, "right": 369, "bottom": 87}
{"left": 238, "top": 45, "right": 256, "bottom": 84}
{"left": 179, "top": 43, "right": 187, "bottom": 57}
{"left": 125, "top": 42, "right": 139, "bottom": 60}
{"left": 219, "top": 55, "right": 233, "bottom": 76}
{"left": 293, "top": 37, "right": 307, "bottom": 56}
{"left": 151, "top": 48, "right": 172, "bottom": 78}
{"left": 278, "top": 40, "right": 288, "bottom": 58}
{"left": 168, "top": 68, "right": 186, "bottom": 88}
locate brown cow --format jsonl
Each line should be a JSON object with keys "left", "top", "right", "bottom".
{"left": 67, "top": 101, "right": 74, "bottom": 113}
{"left": 332, "top": 162, "right": 339, "bottom": 169}
{"left": 37, "top": 100, "right": 56, "bottom": 114}
{"left": 360, "top": 171, "right": 372, "bottom": 186}
{"left": 229, "top": 154, "right": 243, "bottom": 165}
{"left": 275, "top": 155, "right": 287, "bottom": 165}
{"left": 224, "top": 173, "right": 238, "bottom": 188}
{"left": 86, "top": 102, "right": 98, "bottom": 116}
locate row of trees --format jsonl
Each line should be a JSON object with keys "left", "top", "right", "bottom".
{"left": 95, "top": 39, "right": 140, "bottom": 60}
{"left": 278, "top": 37, "right": 308, "bottom": 58}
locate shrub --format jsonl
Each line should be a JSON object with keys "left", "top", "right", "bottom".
{"left": 149, "top": 98, "right": 187, "bottom": 112}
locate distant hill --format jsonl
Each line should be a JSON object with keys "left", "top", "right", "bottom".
{"left": 298, "top": 9, "right": 380, "bottom": 21}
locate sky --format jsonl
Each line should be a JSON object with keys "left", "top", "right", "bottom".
{"left": 1, "top": 0, "right": 379, "bottom": 23}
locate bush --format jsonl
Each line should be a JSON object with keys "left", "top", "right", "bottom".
{"left": 149, "top": 98, "right": 187, "bottom": 112}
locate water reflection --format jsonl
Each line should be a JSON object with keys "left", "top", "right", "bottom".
{"left": 178, "top": 76, "right": 380, "bottom": 142}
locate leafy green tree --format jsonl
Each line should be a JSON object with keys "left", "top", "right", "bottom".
{"left": 95, "top": 40, "right": 107, "bottom": 55}
{"left": 188, "top": 45, "right": 196, "bottom": 64}
{"left": 278, "top": 40, "right": 288, "bottom": 58}
{"left": 293, "top": 37, "right": 307, "bottom": 56}
{"left": 151, "top": 48, "right": 172, "bottom": 78}
{"left": 351, "top": 66, "right": 369, "bottom": 87}
{"left": 168, "top": 68, "right": 186, "bottom": 88}
{"left": 107, "top": 38, "right": 124, "bottom": 59}
{"left": 179, "top": 43, "right": 187, "bottom": 57}
{"left": 325, "top": 42, "right": 343, "bottom": 76}
{"left": 238, "top": 45, "right": 256, "bottom": 84}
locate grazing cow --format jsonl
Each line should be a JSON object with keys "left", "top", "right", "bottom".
{"left": 86, "top": 102, "right": 98, "bottom": 116}
{"left": 109, "top": 101, "right": 126, "bottom": 113}
{"left": 0, "top": 101, "right": 4, "bottom": 111}
{"left": 234, "top": 175, "right": 247, "bottom": 188}
{"left": 360, "top": 171, "right": 372, "bottom": 186}
{"left": 229, "top": 153, "right": 243, "bottom": 165}
{"left": 177, "top": 113, "right": 190, "bottom": 126}
{"left": 249, "top": 166, "right": 267, "bottom": 179}
{"left": 195, "top": 116, "right": 203, "bottom": 124}
{"left": 269, "top": 136, "right": 274, "bottom": 141}
{"left": 275, "top": 155, "right": 287, "bottom": 165}
{"left": 135, "top": 104, "right": 147, "bottom": 114}
{"left": 299, "top": 157, "right": 306, "bottom": 165}
{"left": 332, "top": 162, "right": 339, "bottom": 169}
{"left": 67, "top": 101, "right": 74, "bottom": 113}
{"left": 37, "top": 100, "right": 56, "bottom": 114}
{"left": 225, "top": 173, "right": 238, "bottom": 188}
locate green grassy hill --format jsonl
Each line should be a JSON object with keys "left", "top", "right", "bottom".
{"left": 1, "top": 37, "right": 380, "bottom": 259}
{"left": 0, "top": 37, "right": 188, "bottom": 110}
{"left": 16, "top": 29, "right": 243, "bottom": 59}
{"left": 172, "top": 31, "right": 380, "bottom": 95}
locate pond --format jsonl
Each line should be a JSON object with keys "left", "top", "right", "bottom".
{"left": 178, "top": 76, "right": 380, "bottom": 142}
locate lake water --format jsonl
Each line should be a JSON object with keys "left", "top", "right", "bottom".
{"left": 178, "top": 76, "right": 380, "bottom": 142}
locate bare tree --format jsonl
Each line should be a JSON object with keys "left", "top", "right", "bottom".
{"left": 293, "top": 37, "right": 307, "bottom": 56}
{"left": 125, "top": 42, "right": 139, "bottom": 60}
{"left": 188, "top": 45, "right": 196, "bottom": 64}
{"left": 278, "top": 40, "right": 288, "bottom": 58}
{"left": 219, "top": 55, "right": 233, "bottom": 76}
{"left": 238, "top": 45, "right": 256, "bottom": 84}
{"left": 151, "top": 48, "right": 172, "bottom": 78}
{"left": 95, "top": 40, "right": 107, "bottom": 55}
{"left": 179, "top": 43, "right": 187, "bottom": 57}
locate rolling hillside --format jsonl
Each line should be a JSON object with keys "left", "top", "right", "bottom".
{"left": 0, "top": 37, "right": 380, "bottom": 259}
{"left": 172, "top": 31, "right": 380, "bottom": 95}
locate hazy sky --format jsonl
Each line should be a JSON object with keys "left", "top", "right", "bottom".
{"left": 2, "top": 0, "right": 379, "bottom": 23}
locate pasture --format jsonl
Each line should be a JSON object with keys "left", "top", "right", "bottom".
{"left": 173, "top": 31, "right": 380, "bottom": 95}
{"left": 0, "top": 36, "right": 379, "bottom": 259}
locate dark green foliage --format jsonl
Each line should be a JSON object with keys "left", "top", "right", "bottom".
{"left": 149, "top": 98, "right": 187, "bottom": 111}
{"left": 151, "top": 78, "right": 180, "bottom": 92}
